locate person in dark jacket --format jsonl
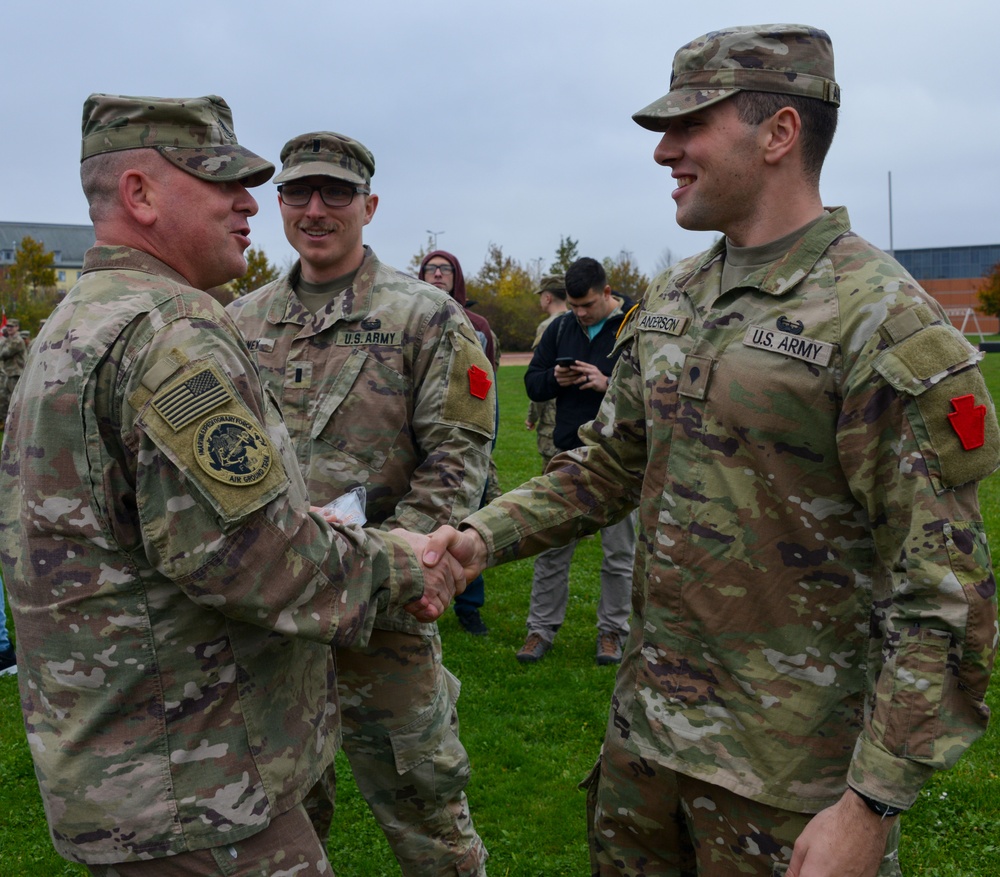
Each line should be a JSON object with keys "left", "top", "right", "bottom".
{"left": 519, "top": 257, "right": 637, "bottom": 665}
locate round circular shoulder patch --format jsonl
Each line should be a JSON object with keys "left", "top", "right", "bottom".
{"left": 194, "top": 413, "right": 273, "bottom": 485}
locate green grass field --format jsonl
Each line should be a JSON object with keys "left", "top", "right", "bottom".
{"left": 2, "top": 362, "right": 1000, "bottom": 875}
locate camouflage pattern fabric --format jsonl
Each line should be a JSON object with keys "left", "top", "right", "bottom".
{"left": 583, "top": 744, "right": 902, "bottom": 876}
{"left": 464, "top": 208, "right": 999, "bottom": 822}
{"left": 228, "top": 246, "right": 492, "bottom": 875}
{"left": 335, "top": 632, "right": 485, "bottom": 876}
{"left": 0, "top": 329, "right": 27, "bottom": 428}
{"left": 527, "top": 312, "right": 560, "bottom": 462}
{"left": 0, "top": 245, "right": 426, "bottom": 865}
{"left": 85, "top": 802, "right": 331, "bottom": 876}
{"left": 273, "top": 131, "right": 374, "bottom": 186}
{"left": 81, "top": 93, "right": 274, "bottom": 186}
{"left": 0, "top": 329, "right": 26, "bottom": 377}
{"left": 632, "top": 23, "right": 840, "bottom": 129}
{"left": 0, "top": 329, "right": 26, "bottom": 423}
{"left": 0, "top": 374, "right": 19, "bottom": 425}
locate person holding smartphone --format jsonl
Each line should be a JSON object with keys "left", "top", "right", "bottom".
{"left": 520, "top": 257, "right": 636, "bottom": 665}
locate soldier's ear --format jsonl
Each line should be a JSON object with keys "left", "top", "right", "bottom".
{"left": 119, "top": 169, "right": 158, "bottom": 227}
{"left": 362, "top": 193, "right": 379, "bottom": 227}
{"left": 761, "top": 106, "right": 801, "bottom": 167}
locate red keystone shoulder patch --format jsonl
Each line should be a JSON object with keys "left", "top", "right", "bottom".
{"left": 947, "top": 394, "right": 986, "bottom": 450}
{"left": 468, "top": 365, "right": 492, "bottom": 400}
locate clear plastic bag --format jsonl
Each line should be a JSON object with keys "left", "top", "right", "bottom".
{"left": 320, "top": 485, "right": 368, "bottom": 527}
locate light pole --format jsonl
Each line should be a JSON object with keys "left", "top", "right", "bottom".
{"left": 887, "top": 171, "right": 894, "bottom": 258}
{"left": 426, "top": 229, "right": 445, "bottom": 250}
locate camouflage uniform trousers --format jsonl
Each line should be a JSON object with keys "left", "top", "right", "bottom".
{"left": 583, "top": 737, "right": 902, "bottom": 877}
{"left": 86, "top": 803, "right": 332, "bottom": 876}
{"left": 0, "top": 374, "right": 18, "bottom": 425}
{"left": 305, "top": 628, "right": 487, "bottom": 876}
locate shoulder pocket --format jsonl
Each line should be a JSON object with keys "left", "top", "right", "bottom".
{"left": 441, "top": 329, "right": 496, "bottom": 439}
{"left": 872, "top": 323, "right": 1000, "bottom": 488}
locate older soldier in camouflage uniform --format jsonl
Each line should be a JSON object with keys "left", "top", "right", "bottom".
{"left": 524, "top": 273, "right": 567, "bottom": 462}
{"left": 227, "top": 132, "right": 493, "bottom": 876}
{"left": 0, "top": 317, "right": 26, "bottom": 424}
{"left": 0, "top": 95, "right": 462, "bottom": 877}
{"left": 423, "top": 24, "right": 1000, "bottom": 877}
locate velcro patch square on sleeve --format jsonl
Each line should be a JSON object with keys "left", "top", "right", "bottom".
{"left": 442, "top": 330, "right": 495, "bottom": 439}
{"left": 131, "top": 359, "right": 289, "bottom": 523}
{"left": 152, "top": 365, "right": 233, "bottom": 431}
{"left": 872, "top": 323, "right": 1000, "bottom": 488}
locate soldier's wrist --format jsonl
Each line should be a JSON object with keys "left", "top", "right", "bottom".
{"left": 849, "top": 787, "right": 904, "bottom": 818}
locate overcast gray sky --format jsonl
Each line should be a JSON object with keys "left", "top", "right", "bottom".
{"left": 4, "top": 0, "right": 998, "bottom": 280}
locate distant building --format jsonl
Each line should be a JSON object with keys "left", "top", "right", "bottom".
{"left": 0, "top": 221, "right": 96, "bottom": 295}
{"left": 894, "top": 244, "right": 1000, "bottom": 336}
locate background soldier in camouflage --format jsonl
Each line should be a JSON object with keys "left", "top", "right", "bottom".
{"left": 422, "top": 23, "right": 1000, "bottom": 877}
{"left": 0, "top": 94, "right": 462, "bottom": 876}
{"left": 0, "top": 317, "right": 26, "bottom": 424}
{"left": 228, "top": 132, "right": 493, "bottom": 876}
{"left": 524, "top": 273, "right": 567, "bottom": 462}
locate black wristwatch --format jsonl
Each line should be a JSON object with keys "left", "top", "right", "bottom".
{"left": 851, "top": 787, "right": 904, "bottom": 818}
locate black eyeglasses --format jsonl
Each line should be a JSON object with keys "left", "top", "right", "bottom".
{"left": 277, "top": 182, "right": 369, "bottom": 208}
{"left": 423, "top": 264, "right": 455, "bottom": 276}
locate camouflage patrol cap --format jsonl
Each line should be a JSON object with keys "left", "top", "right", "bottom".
{"left": 534, "top": 273, "right": 566, "bottom": 295}
{"left": 273, "top": 132, "right": 375, "bottom": 186}
{"left": 633, "top": 24, "right": 840, "bottom": 131}
{"left": 80, "top": 94, "right": 275, "bottom": 187}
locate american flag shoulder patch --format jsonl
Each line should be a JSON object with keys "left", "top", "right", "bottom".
{"left": 151, "top": 365, "right": 233, "bottom": 432}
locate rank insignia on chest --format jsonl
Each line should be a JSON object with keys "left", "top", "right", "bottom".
{"left": 287, "top": 360, "right": 312, "bottom": 389}
{"left": 742, "top": 325, "right": 834, "bottom": 367}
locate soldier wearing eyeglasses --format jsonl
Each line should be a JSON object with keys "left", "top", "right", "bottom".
{"left": 227, "top": 132, "right": 493, "bottom": 876}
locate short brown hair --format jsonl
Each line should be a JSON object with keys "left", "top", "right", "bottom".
{"left": 731, "top": 91, "right": 838, "bottom": 183}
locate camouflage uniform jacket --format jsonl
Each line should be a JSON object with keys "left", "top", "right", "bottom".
{"left": 227, "top": 247, "right": 496, "bottom": 635}
{"left": 0, "top": 246, "right": 425, "bottom": 864}
{"left": 0, "top": 329, "right": 26, "bottom": 376}
{"left": 464, "top": 208, "right": 999, "bottom": 814}
{"left": 528, "top": 312, "right": 561, "bottom": 460}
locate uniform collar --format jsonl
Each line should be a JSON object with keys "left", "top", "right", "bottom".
{"left": 692, "top": 207, "right": 852, "bottom": 304}
{"left": 267, "top": 245, "right": 381, "bottom": 332}
{"left": 82, "top": 245, "right": 193, "bottom": 288}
